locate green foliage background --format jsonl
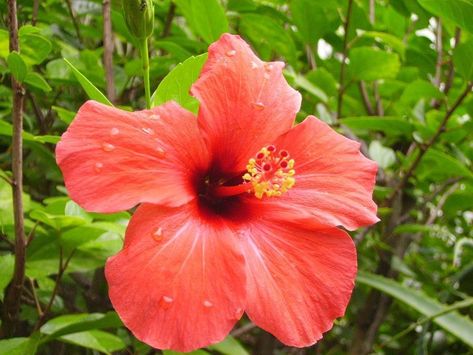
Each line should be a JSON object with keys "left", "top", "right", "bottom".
{"left": 0, "top": 0, "right": 473, "bottom": 354}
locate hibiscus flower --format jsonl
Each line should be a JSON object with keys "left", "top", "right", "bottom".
{"left": 56, "top": 34, "right": 378, "bottom": 352}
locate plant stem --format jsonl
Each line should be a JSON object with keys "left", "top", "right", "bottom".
{"left": 379, "top": 298, "right": 473, "bottom": 349}
{"left": 103, "top": 0, "right": 115, "bottom": 103}
{"left": 336, "top": 0, "right": 354, "bottom": 119}
{"left": 1, "top": 0, "right": 26, "bottom": 338}
{"left": 140, "top": 38, "right": 151, "bottom": 109}
{"left": 385, "top": 82, "right": 472, "bottom": 206}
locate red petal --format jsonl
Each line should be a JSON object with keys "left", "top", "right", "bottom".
{"left": 247, "top": 116, "right": 378, "bottom": 230}
{"left": 242, "top": 222, "right": 357, "bottom": 347}
{"left": 105, "top": 203, "right": 246, "bottom": 352}
{"left": 56, "top": 101, "right": 209, "bottom": 212}
{"left": 192, "top": 34, "right": 301, "bottom": 173}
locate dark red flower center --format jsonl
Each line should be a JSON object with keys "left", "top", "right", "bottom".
{"left": 196, "top": 145, "right": 295, "bottom": 218}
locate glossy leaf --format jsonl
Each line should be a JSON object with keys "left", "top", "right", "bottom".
{"left": 349, "top": 47, "right": 400, "bottom": 81}
{"left": 418, "top": 0, "right": 473, "bottom": 34}
{"left": 63, "top": 58, "right": 113, "bottom": 106}
{"left": 24, "top": 72, "right": 52, "bottom": 92}
{"left": 357, "top": 272, "right": 473, "bottom": 348}
{"left": 175, "top": 0, "right": 229, "bottom": 44}
{"left": 151, "top": 54, "right": 207, "bottom": 113}
{"left": 341, "top": 117, "right": 413, "bottom": 136}
{"left": 7, "top": 51, "right": 27, "bottom": 82}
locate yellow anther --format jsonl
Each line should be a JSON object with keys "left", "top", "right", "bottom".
{"left": 244, "top": 145, "right": 296, "bottom": 199}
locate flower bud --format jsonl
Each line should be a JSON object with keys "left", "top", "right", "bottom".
{"left": 122, "top": 0, "right": 154, "bottom": 39}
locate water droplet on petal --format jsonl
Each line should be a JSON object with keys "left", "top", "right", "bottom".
{"left": 156, "top": 147, "right": 166, "bottom": 158}
{"left": 234, "top": 308, "right": 243, "bottom": 319}
{"left": 152, "top": 227, "right": 164, "bottom": 242}
{"left": 102, "top": 143, "right": 115, "bottom": 152}
{"left": 226, "top": 49, "right": 236, "bottom": 57}
{"left": 94, "top": 162, "right": 103, "bottom": 172}
{"left": 149, "top": 114, "right": 161, "bottom": 120}
{"left": 251, "top": 61, "right": 258, "bottom": 69}
{"left": 160, "top": 295, "right": 173, "bottom": 309}
{"left": 203, "top": 300, "right": 213, "bottom": 308}
{"left": 253, "top": 102, "right": 265, "bottom": 110}
{"left": 110, "top": 127, "right": 120, "bottom": 135}
{"left": 265, "top": 63, "right": 274, "bottom": 72}
{"left": 142, "top": 127, "right": 154, "bottom": 135}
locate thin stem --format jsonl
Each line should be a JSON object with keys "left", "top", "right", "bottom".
{"left": 385, "top": 82, "right": 472, "bottom": 206}
{"left": 336, "top": 0, "right": 354, "bottom": 119}
{"left": 358, "top": 81, "right": 375, "bottom": 115}
{"left": 161, "top": 2, "right": 176, "bottom": 38}
{"left": 103, "top": 0, "right": 115, "bottom": 103}
{"left": 28, "top": 278, "right": 43, "bottom": 316}
{"left": 379, "top": 298, "right": 473, "bottom": 349}
{"left": 444, "top": 28, "right": 461, "bottom": 96}
{"left": 140, "top": 38, "right": 151, "bottom": 109}
{"left": 1, "top": 0, "right": 26, "bottom": 338}
{"left": 65, "top": 0, "right": 83, "bottom": 47}
{"left": 33, "top": 248, "right": 75, "bottom": 330}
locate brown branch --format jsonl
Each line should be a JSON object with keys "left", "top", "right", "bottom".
{"left": 432, "top": 18, "right": 443, "bottom": 108}
{"left": 306, "top": 44, "right": 317, "bottom": 70}
{"left": 33, "top": 248, "right": 75, "bottom": 330}
{"left": 65, "top": 0, "right": 83, "bottom": 47}
{"left": 373, "top": 81, "right": 384, "bottom": 116}
{"left": 1, "top": 0, "right": 26, "bottom": 338}
{"left": 444, "top": 28, "right": 461, "bottom": 96}
{"left": 231, "top": 322, "right": 256, "bottom": 337}
{"left": 433, "top": 18, "right": 443, "bottom": 88}
{"left": 27, "top": 92, "right": 47, "bottom": 134}
{"left": 369, "top": 0, "right": 375, "bottom": 25}
{"left": 103, "top": 0, "right": 115, "bottom": 103}
{"left": 385, "top": 82, "right": 472, "bottom": 206}
{"left": 32, "top": 0, "right": 39, "bottom": 26}
{"left": 336, "top": 0, "right": 354, "bottom": 119}
{"left": 28, "top": 278, "right": 42, "bottom": 316}
{"left": 358, "top": 81, "right": 375, "bottom": 115}
{"left": 161, "top": 2, "right": 176, "bottom": 38}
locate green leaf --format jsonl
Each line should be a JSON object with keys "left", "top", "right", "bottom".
{"left": 151, "top": 54, "right": 207, "bottom": 113}
{"left": 340, "top": 116, "right": 413, "bottom": 136}
{"left": 29, "top": 209, "right": 87, "bottom": 230}
{"left": 400, "top": 79, "right": 443, "bottom": 105}
{"left": 208, "top": 336, "right": 249, "bottom": 355}
{"left": 7, "top": 51, "right": 27, "bottom": 82}
{"left": 0, "top": 179, "right": 31, "bottom": 227}
{"left": 24, "top": 72, "right": 52, "bottom": 92}
{"left": 20, "top": 33, "right": 52, "bottom": 65}
{"left": 175, "top": 0, "right": 229, "bottom": 44}
{"left": 285, "top": 70, "right": 328, "bottom": 102}
{"left": 361, "top": 31, "right": 406, "bottom": 59}
{"left": 58, "top": 330, "right": 125, "bottom": 354}
{"left": 349, "top": 47, "right": 401, "bottom": 81}
{"left": 454, "top": 39, "right": 473, "bottom": 81}
{"left": 357, "top": 272, "right": 473, "bottom": 348}
{"left": 40, "top": 312, "right": 123, "bottom": 343}
{"left": 0, "top": 335, "right": 40, "bottom": 355}
{"left": 164, "top": 350, "right": 209, "bottom": 355}
{"left": 290, "top": 0, "right": 338, "bottom": 44}
{"left": 418, "top": 0, "right": 473, "bottom": 34}
{"left": 0, "top": 253, "right": 14, "bottom": 301}
{"left": 419, "top": 149, "right": 473, "bottom": 180}
{"left": 63, "top": 58, "right": 113, "bottom": 106}
{"left": 53, "top": 106, "right": 76, "bottom": 124}
{"left": 369, "top": 141, "right": 396, "bottom": 169}
{"left": 240, "top": 14, "right": 298, "bottom": 68}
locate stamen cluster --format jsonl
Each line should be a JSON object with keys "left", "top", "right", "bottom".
{"left": 243, "top": 145, "right": 295, "bottom": 199}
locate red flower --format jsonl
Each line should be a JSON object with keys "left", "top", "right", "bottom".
{"left": 56, "top": 34, "right": 378, "bottom": 352}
